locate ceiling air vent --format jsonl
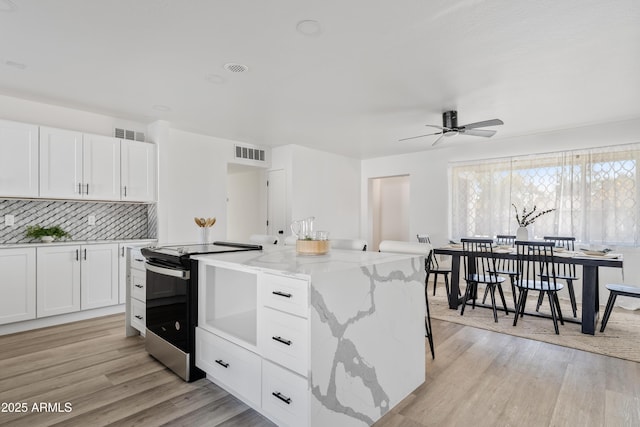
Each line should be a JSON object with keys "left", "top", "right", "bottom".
{"left": 235, "top": 144, "right": 265, "bottom": 162}
{"left": 224, "top": 63, "right": 249, "bottom": 73}
{"left": 114, "top": 128, "right": 145, "bottom": 142}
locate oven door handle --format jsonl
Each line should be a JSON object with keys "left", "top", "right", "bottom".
{"left": 145, "top": 262, "right": 190, "bottom": 279}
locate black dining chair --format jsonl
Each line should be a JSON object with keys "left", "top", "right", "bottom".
{"left": 513, "top": 241, "right": 565, "bottom": 334}
{"left": 417, "top": 234, "right": 453, "bottom": 297}
{"left": 543, "top": 236, "right": 578, "bottom": 317}
{"left": 600, "top": 284, "right": 640, "bottom": 332}
{"left": 484, "top": 234, "right": 518, "bottom": 307}
{"left": 460, "top": 238, "right": 508, "bottom": 322}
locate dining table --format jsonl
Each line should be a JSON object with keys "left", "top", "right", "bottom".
{"left": 433, "top": 244, "right": 624, "bottom": 335}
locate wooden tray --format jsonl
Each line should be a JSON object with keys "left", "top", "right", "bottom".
{"left": 296, "top": 239, "right": 330, "bottom": 255}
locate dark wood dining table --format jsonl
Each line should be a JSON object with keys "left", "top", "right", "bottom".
{"left": 433, "top": 246, "right": 624, "bottom": 335}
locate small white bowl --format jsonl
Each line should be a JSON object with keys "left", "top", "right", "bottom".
{"left": 40, "top": 236, "right": 54, "bottom": 243}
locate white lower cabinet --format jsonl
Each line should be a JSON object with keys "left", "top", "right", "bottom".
{"left": 36, "top": 243, "right": 118, "bottom": 318}
{"left": 0, "top": 248, "right": 36, "bottom": 325}
{"left": 127, "top": 247, "right": 147, "bottom": 335}
{"left": 196, "top": 327, "right": 262, "bottom": 407}
{"left": 37, "top": 245, "right": 81, "bottom": 318}
{"left": 262, "top": 360, "right": 309, "bottom": 427}
{"left": 81, "top": 244, "right": 119, "bottom": 310}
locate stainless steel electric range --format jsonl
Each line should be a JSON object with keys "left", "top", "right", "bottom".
{"left": 140, "top": 241, "right": 263, "bottom": 381}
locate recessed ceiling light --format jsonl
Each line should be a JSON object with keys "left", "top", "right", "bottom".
{"left": 4, "top": 59, "right": 26, "bottom": 69}
{"left": 0, "top": 0, "right": 17, "bottom": 12}
{"left": 224, "top": 63, "right": 249, "bottom": 73}
{"left": 205, "top": 73, "right": 225, "bottom": 84}
{"left": 296, "top": 20, "right": 322, "bottom": 36}
{"left": 152, "top": 104, "right": 171, "bottom": 112}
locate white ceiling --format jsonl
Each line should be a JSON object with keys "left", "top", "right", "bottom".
{"left": 1, "top": 0, "right": 639, "bottom": 159}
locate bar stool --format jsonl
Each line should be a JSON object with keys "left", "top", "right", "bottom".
{"left": 416, "top": 234, "right": 452, "bottom": 297}
{"left": 600, "top": 284, "right": 640, "bottom": 332}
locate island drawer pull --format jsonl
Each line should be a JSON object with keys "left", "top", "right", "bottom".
{"left": 134, "top": 315, "right": 143, "bottom": 320}
{"left": 215, "top": 359, "right": 229, "bottom": 368}
{"left": 272, "top": 391, "right": 291, "bottom": 405}
{"left": 272, "top": 336, "right": 292, "bottom": 346}
{"left": 135, "top": 284, "right": 144, "bottom": 288}
{"left": 272, "top": 291, "right": 292, "bottom": 298}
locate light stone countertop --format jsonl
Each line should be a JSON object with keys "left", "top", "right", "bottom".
{"left": 0, "top": 239, "right": 157, "bottom": 249}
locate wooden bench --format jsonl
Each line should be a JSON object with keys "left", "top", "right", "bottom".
{"left": 600, "top": 284, "right": 640, "bottom": 332}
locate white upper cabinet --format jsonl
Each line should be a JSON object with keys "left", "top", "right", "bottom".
{"left": 83, "top": 134, "right": 121, "bottom": 200}
{"left": 121, "top": 140, "right": 156, "bottom": 202}
{"left": 0, "top": 119, "right": 39, "bottom": 197}
{"left": 39, "top": 127, "right": 121, "bottom": 201}
{"left": 39, "top": 126, "right": 83, "bottom": 199}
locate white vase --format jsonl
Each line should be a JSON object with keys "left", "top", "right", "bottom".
{"left": 199, "top": 227, "right": 211, "bottom": 244}
{"left": 516, "top": 226, "right": 529, "bottom": 241}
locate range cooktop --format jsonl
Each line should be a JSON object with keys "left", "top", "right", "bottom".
{"left": 141, "top": 241, "right": 263, "bottom": 267}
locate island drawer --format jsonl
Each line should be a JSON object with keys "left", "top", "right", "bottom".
{"left": 195, "top": 327, "right": 261, "bottom": 407}
{"left": 130, "top": 298, "right": 145, "bottom": 332}
{"left": 130, "top": 268, "right": 146, "bottom": 301}
{"left": 262, "top": 359, "right": 309, "bottom": 427}
{"left": 261, "top": 273, "right": 308, "bottom": 318}
{"left": 260, "top": 307, "right": 309, "bottom": 377}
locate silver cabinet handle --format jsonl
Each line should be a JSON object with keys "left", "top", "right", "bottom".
{"left": 121, "top": 247, "right": 125, "bottom": 257}
{"left": 76, "top": 249, "right": 79, "bottom": 261}
{"left": 83, "top": 248, "right": 87, "bottom": 260}
{"left": 124, "top": 185, "right": 127, "bottom": 197}
{"left": 78, "top": 183, "right": 82, "bottom": 194}
{"left": 85, "top": 183, "right": 89, "bottom": 195}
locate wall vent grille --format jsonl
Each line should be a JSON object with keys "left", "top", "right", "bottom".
{"left": 234, "top": 145, "right": 265, "bottom": 162}
{"left": 114, "top": 128, "right": 145, "bottom": 142}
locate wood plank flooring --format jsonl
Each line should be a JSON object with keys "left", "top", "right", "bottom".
{"left": 1, "top": 314, "right": 638, "bottom": 426}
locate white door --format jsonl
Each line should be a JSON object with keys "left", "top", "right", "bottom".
{"left": 267, "top": 169, "right": 286, "bottom": 238}
{"left": 121, "top": 140, "right": 156, "bottom": 201}
{"left": 0, "top": 119, "right": 39, "bottom": 197}
{"left": 81, "top": 244, "right": 119, "bottom": 310}
{"left": 83, "top": 134, "right": 121, "bottom": 200}
{"left": 0, "top": 248, "right": 36, "bottom": 325}
{"left": 37, "top": 245, "right": 81, "bottom": 317}
{"left": 39, "top": 126, "right": 83, "bottom": 199}
{"left": 370, "top": 175, "right": 410, "bottom": 251}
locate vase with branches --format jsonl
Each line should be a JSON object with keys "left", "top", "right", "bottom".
{"left": 512, "top": 204, "right": 555, "bottom": 240}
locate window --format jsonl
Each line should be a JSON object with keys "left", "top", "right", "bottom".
{"left": 450, "top": 144, "right": 640, "bottom": 245}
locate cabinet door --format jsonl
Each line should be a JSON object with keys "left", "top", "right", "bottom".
{"left": 81, "top": 244, "right": 119, "bottom": 310}
{"left": 118, "top": 244, "right": 127, "bottom": 304}
{"left": 0, "top": 120, "right": 39, "bottom": 197}
{"left": 39, "top": 126, "right": 83, "bottom": 199}
{"left": 83, "top": 134, "right": 121, "bottom": 200}
{"left": 0, "top": 248, "right": 36, "bottom": 325}
{"left": 121, "top": 140, "right": 156, "bottom": 201}
{"left": 37, "top": 245, "right": 81, "bottom": 317}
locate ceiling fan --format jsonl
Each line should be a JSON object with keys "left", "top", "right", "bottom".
{"left": 399, "top": 110, "right": 504, "bottom": 146}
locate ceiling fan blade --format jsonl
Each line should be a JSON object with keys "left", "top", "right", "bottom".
{"left": 424, "top": 124, "right": 448, "bottom": 130}
{"left": 460, "top": 119, "right": 504, "bottom": 129}
{"left": 461, "top": 129, "right": 497, "bottom": 138}
{"left": 431, "top": 134, "right": 446, "bottom": 147}
{"left": 398, "top": 131, "right": 442, "bottom": 142}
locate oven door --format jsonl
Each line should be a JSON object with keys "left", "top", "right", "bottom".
{"left": 145, "top": 261, "right": 189, "bottom": 353}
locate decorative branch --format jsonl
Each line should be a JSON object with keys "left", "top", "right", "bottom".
{"left": 512, "top": 204, "right": 555, "bottom": 227}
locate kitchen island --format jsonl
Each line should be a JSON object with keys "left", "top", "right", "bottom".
{"left": 192, "top": 245, "right": 426, "bottom": 427}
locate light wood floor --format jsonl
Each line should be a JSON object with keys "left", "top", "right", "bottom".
{"left": 1, "top": 314, "right": 638, "bottom": 427}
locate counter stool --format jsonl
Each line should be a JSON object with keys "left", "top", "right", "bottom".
{"left": 600, "top": 284, "right": 640, "bottom": 332}
{"left": 416, "top": 234, "right": 453, "bottom": 297}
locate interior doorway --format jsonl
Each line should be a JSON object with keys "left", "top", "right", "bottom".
{"left": 267, "top": 169, "right": 286, "bottom": 238}
{"left": 226, "top": 164, "right": 267, "bottom": 241}
{"left": 369, "top": 175, "right": 410, "bottom": 251}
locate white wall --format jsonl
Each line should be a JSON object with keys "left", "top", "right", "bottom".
{"left": 361, "top": 117, "right": 640, "bottom": 307}
{"left": 227, "top": 168, "right": 267, "bottom": 241}
{"left": 272, "top": 144, "right": 361, "bottom": 241}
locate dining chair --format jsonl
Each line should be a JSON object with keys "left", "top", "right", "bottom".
{"left": 600, "top": 284, "right": 640, "bottom": 332}
{"left": 460, "top": 238, "right": 508, "bottom": 322}
{"left": 249, "top": 234, "right": 279, "bottom": 245}
{"left": 378, "top": 240, "right": 434, "bottom": 359}
{"left": 513, "top": 240, "right": 564, "bottom": 334}
{"left": 484, "top": 234, "right": 518, "bottom": 307}
{"left": 543, "top": 236, "right": 578, "bottom": 317}
{"left": 416, "top": 234, "right": 453, "bottom": 297}
{"left": 330, "top": 238, "right": 367, "bottom": 251}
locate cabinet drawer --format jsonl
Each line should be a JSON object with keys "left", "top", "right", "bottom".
{"left": 130, "top": 268, "right": 146, "bottom": 301}
{"left": 262, "top": 360, "right": 309, "bottom": 427}
{"left": 262, "top": 274, "right": 308, "bottom": 318}
{"left": 260, "top": 307, "right": 309, "bottom": 377}
{"left": 195, "top": 327, "right": 261, "bottom": 407}
{"left": 130, "top": 298, "right": 145, "bottom": 333}
{"left": 129, "top": 248, "right": 146, "bottom": 271}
